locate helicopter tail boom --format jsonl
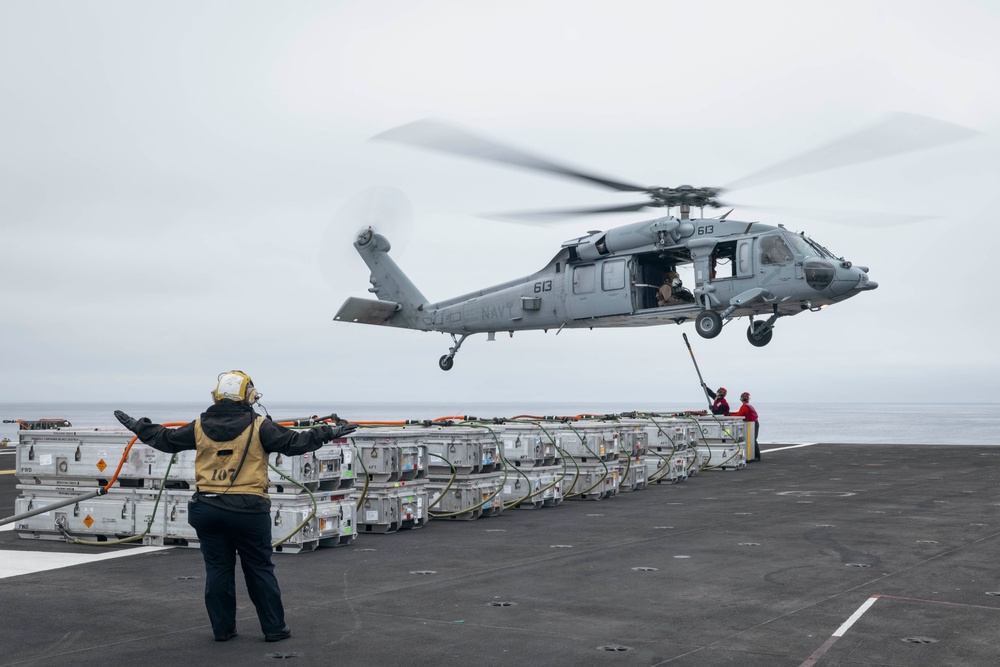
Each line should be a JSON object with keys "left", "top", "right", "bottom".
{"left": 334, "top": 228, "right": 429, "bottom": 330}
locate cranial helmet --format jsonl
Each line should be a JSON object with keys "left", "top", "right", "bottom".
{"left": 717, "top": 387, "right": 727, "bottom": 397}
{"left": 671, "top": 278, "right": 683, "bottom": 288}
{"left": 740, "top": 392, "right": 750, "bottom": 402}
{"left": 213, "top": 370, "right": 259, "bottom": 405}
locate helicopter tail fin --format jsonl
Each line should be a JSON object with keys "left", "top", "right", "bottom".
{"left": 334, "top": 229, "right": 428, "bottom": 329}
{"left": 334, "top": 297, "right": 401, "bottom": 326}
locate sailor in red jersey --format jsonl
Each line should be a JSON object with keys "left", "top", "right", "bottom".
{"left": 731, "top": 392, "right": 760, "bottom": 461}
{"left": 702, "top": 384, "right": 730, "bottom": 415}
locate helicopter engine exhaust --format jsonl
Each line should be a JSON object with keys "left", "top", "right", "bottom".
{"left": 573, "top": 218, "right": 694, "bottom": 261}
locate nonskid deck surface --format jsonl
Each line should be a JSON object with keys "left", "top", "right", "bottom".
{"left": 2, "top": 442, "right": 1000, "bottom": 667}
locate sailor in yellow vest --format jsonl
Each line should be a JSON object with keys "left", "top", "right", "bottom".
{"left": 114, "top": 371, "right": 356, "bottom": 643}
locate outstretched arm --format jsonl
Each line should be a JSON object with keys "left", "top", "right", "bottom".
{"left": 259, "top": 420, "right": 357, "bottom": 455}
{"left": 114, "top": 410, "right": 196, "bottom": 453}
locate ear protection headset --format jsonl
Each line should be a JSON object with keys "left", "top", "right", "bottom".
{"left": 213, "top": 370, "right": 260, "bottom": 405}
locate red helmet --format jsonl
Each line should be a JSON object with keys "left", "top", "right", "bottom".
{"left": 740, "top": 392, "right": 750, "bottom": 402}
{"left": 717, "top": 387, "right": 727, "bottom": 396}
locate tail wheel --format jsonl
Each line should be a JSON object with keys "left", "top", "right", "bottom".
{"left": 439, "top": 355, "right": 455, "bottom": 371}
{"left": 747, "top": 321, "right": 773, "bottom": 347}
{"left": 695, "top": 311, "right": 723, "bottom": 339}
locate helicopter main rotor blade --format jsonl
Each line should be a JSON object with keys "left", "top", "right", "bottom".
{"left": 372, "top": 118, "right": 650, "bottom": 193}
{"left": 733, "top": 203, "right": 935, "bottom": 228}
{"left": 724, "top": 112, "right": 981, "bottom": 192}
{"left": 488, "top": 201, "right": 656, "bottom": 222}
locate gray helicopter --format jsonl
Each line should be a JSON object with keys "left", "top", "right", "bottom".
{"left": 335, "top": 116, "right": 974, "bottom": 371}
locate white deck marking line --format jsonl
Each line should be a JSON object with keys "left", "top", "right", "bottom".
{"left": 799, "top": 595, "right": 879, "bottom": 667}
{"left": 764, "top": 443, "right": 820, "bottom": 452}
{"left": 0, "top": 518, "right": 171, "bottom": 579}
{"left": 0, "top": 545, "right": 171, "bottom": 579}
{"left": 832, "top": 595, "right": 879, "bottom": 636}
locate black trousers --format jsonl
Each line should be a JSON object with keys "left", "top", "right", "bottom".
{"left": 188, "top": 499, "right": 285, "bottom": 636}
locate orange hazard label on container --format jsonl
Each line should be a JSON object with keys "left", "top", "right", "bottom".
{"left": 83, "top": 515, "right": 94, "bottom": 528}
{"left": 96, "top": 459, "right": 107, "bottom": 472}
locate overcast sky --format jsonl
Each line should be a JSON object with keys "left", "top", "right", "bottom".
{"left": 2, "top": 0, "right": 998, "bottom": 408}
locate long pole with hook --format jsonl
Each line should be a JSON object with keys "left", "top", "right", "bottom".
{"left": 682, "top": 333, "right": 713, "bottom": 412}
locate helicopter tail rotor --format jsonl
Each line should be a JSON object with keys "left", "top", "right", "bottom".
{"left": 318, "top": 186, "right": 414, "bottom": 291}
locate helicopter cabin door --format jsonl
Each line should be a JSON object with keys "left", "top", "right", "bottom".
{"left": 567, "top": 258, "right": 633, "bottom": 319}
{"left": 706, "top": 239, "right": 756, "bottom": 303}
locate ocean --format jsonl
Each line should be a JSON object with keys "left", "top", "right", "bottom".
{"left": 1, "top": 401, "right": 998, "bottom": 446}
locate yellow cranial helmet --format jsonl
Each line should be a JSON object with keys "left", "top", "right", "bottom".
{"left": 213, "top": 370, "right": 259, "bottom": 405}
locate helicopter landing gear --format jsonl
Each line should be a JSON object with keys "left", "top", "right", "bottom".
{"left": 747, "top": 320, "right": 773, "bottom": 347}
{"left": 438, "top": 333, "right": 469, "bottom": 371}
{"left": 695, "top": 310, "right": 723, "bottom": 339}
{"left": 746, "top": 311, "right": 779, "bottom": 347}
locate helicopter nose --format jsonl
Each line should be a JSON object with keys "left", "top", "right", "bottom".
{"left": 858, "top": 273, "right": 878, "bottom": 291}
{"left": 811, "top": 262, "right": 870, "bottom": 299}
{"left": 833, "top": 264, "right": 876, "bottom": 298}
{"left": 852, "top": 264, "right": 877, "bottom": 291}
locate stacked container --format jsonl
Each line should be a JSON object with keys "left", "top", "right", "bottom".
{"left": 416, "top": 424, "right": 505, "bottom": 520}
{"left": 351, "top": 428, "right": 430, "bottom": 533}
{"left": 12, "top": 426, "right": 358, "bottom": 553}
{"left": 497, "top": 422, "right": 565, "bottom": 509}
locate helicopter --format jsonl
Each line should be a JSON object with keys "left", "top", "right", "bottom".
{"left": 334, "top": 115, "right": 975, "bottom": 371}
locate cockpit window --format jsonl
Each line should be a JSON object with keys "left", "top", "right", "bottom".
{"left": 759, "top": 235, "right": 794, "bottom": 265}
{"left": 784, "top": 234, "right": 815, "bottom": 258}
{"left": 786, "top": 232, "right": 836, "bottom": 259}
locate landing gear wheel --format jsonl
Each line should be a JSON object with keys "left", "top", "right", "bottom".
{"left": 747, "top": 321, "right": 773, "bottom": 347}
{"left": 695, "top": 311, "right": 723, "bottom": 339}
{"left": 439, "top": 355, "right": 455, "bottom": 371}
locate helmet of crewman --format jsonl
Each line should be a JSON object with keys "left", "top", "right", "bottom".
{"left": 213, "top": 370, "right": 260, "bottom": 405}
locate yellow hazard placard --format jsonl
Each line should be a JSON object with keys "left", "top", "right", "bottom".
{"left": 96, "top": 459, "right": 107, "bottom": 472}
{"left": 83, "top": 515, "right": 94, "bottom": 528}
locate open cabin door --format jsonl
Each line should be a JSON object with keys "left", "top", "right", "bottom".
{"left": 703, "top": 238, "right": 758, "bottom": 304}
{"left": 567, "top": 257, "right": 633, "bottom": 319}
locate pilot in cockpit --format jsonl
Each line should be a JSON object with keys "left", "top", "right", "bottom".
{"left": 760, "top": 235, "right": 794, "bottom": 265}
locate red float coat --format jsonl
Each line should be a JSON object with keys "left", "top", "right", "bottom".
{"left": 731, "top": 402, "right": 758, "bottom": 423}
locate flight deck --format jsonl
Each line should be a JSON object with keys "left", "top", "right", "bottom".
{"left": 2, "top": 442, "right": 1000, "bottom": 667}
